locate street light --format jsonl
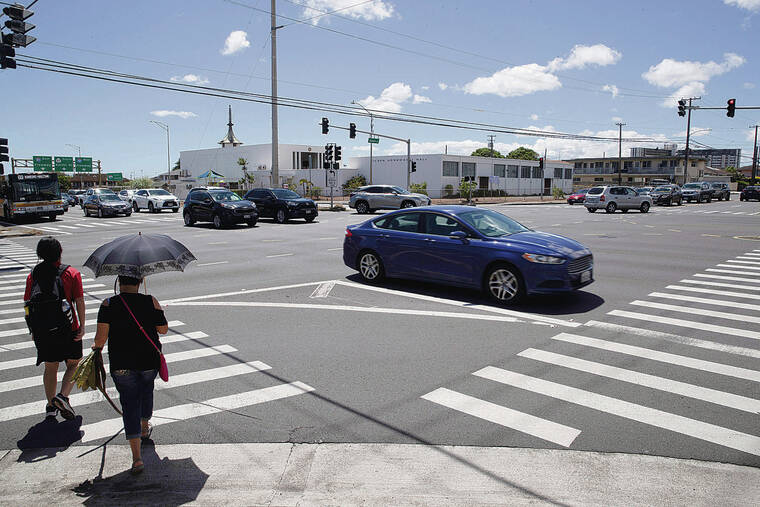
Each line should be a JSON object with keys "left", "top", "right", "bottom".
{"left": 65, "top": 144, "right": 82, "bottom": 188}
{"left": 149, "top": 120, "right": 170, "bottom": 188}
{"left": 351, "top": 100, "right": 374, "bottom": 184}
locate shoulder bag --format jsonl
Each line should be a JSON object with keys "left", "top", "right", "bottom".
{"left": 118, "top": 295, "right": 169, "bottom": 382}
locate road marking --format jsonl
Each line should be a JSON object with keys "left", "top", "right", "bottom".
{"left": 679, "top": 279, "right": 760, "bottom": 291}
{"left": 0, "top": 283, "right": 104, "bottom": 299}
{"left": 0, "top": 272, "right": 31, "bottom": 280}
{"left": 630, "top": 300, "right": 760, "bottom": 324}
{"left": 17, "top": 225, "right": 70, "bottom": 235}
{"left": 197, "top": 261, "right": 229, "bottom": 267}
{"left": 76, "top": 224, "right": 96, "bottom": 228}
{"left": 701, "top": 234, "right": 721, "bottom": 237}
{"left": 56, "top": 225, "right": 80, "bottom": 230}
{"left": 80, "top": 381, "right": 314, "bottom": 443}
{"left": 164, "top": 281, "right": 331, "bottom": 305}
{"left": 327, "top": 247, "right": 342, "bottom": 251}
{"left": 208, "top": 241, "right": 228, "bottom": 245}
{"left": 694, "top": 273, "right": 760, "bottom": 284}
{"left": 732, "top": 212, "right": 745, "bottom": 215}
{"left": 644, "top": 225, "right": 656, "bottom": 228}
{"left": 668, "top": 229, "right": 682, "bottom": 232}
{"left": 608, "top": 309, "right": 760, "bottom": 341}
{"left": 0, "top": 289, "right": 113, "bottom": 308}
{"left": 665, "top": 285, "right": 760, "bottom": 301}
{"left": 0, "top": 306, "right": 98, "bottom": 326}
{"left": 266, "top": 253, "right": 294, "bottom": 258}
{"left": 584, "top": 320, "right": 760, "bottom": 359}
{"left": 648, "top": 292, "right": 760, "bottom": 312}
{"left": 730, "top": 259, "right": 760, "bottom": 265}
{"left": 473, "top": 365, "right": 760, "bottom": 457}
{"left": 741, "top": 253, "right": 760, "bottom": 258}
{"left": 717, "top": 263, "right": 760, "bottom": 271}
{"left": 261, "top": 239, "right": 283, "bottom": 243}
{"left": 0, "top": 278, "right": 95, "bottom": 292}
{"left": 310, "top": 281, "right": 336, "bottom": 298}
{"left": 642, "top": 233, "right": 663, "bottom": 236}
{"left": 518, "top": 348, "right": 760, "bottom": 414}
{"left": 421, "top": 387, "right": 580, "bottom": 447}
{"left": 706, "top": 268, "right": 760, "bottom": 277}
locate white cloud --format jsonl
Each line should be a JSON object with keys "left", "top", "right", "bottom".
{"left": 611, "top": 116, "right": 623, "bottom": 122}
{"left": 603, "top": 84, "right": 619, "bottom": 98}
{"left": 412, "top": 94, "right": 432, "bottom": 104}
{"left": 438, "top": 82, "right": 448, "bottom": 91}
{"left": 170, "top": 74, "right": 209, "bottom": 85}
{"left": 642, "top": 53, "right": 745, "bottom": 88}
{"left": 724, "top": 0, "right": 760, "bottom": 11}
{"left": 150, "top": 110, "right": 197, "bottom": 119}
{"left": 300, "top": 0, "right": 394, "bottom": 24}
{"left": 744, "top": 82, "right": 756, "bottom": 89}
{"left": 530, "top": 114, "right": 539, "bottom": 121}
{"left": 420, "top": 86, "right": 430, "bottom": 91}
{"left": 221, "top": 30, "right": 250, "bottom": 55}
{"left": 546, "top": 44, "right": 622, "bottom": 72}
{"left": 661, "top": 82, "right": 706, "bottom": 107}
{"left": 358, "top": 82, "right": 413, "bottom": 114}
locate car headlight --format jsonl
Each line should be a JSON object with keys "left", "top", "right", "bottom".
{"left": 221, "top": 203, "right": 234, "bottom": 209}
{"left": 522, "top": 253, "right": 565, "bottom": 264}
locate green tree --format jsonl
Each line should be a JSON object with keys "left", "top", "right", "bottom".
{"left": 342, "top": 174, "right": 367, "bottom": 191}
{"left": 298, "top": 178, "right": 311, "bottom": 195}
{"left": 129, "top": 177, "right": 154, "bottom": 189}
{"left": 237, "top": 158, "right": 251, "bottom": 190}
{"left": 173, "top": 158, "right": 181, "bottom": 171}
{"left": 471, "top": 147, "right": 505, "bottom": 158}
{"left": 507, "top": 147, "right": 539, "bottom": 160}
{"left": 459, "top": 179, "right": 477, "bottom": 199}
{"left": 552, "top": 186, "right": 565, "bottom": 199}
{"left": 57, "top": 173, "right": 71, "bottom": 192}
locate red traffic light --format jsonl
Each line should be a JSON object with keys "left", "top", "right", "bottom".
{"left": 727, "top": 98, "right": 736, "bottom": 118}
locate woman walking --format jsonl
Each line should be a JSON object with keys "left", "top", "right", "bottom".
{"left": 92, "top": 275, "right": 168, "bottom": 475}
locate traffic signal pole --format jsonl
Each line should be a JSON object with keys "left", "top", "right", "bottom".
{"left": 751, "top": 124, "right": 759, "bottom": 185}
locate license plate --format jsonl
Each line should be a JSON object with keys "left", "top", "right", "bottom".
{"left": 243, "top": 214, "right": 252, "bottom": 219}
{"left": 580, "top": 270, "right": 591, "bottom": 283}
{"left": 306, "top": 209, "right": 315, "bottom": 214}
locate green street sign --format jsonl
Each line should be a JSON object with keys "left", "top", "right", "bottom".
{"left": 33, "top": 155, "right": 53, "bottom": 172}
{"left": 368, "top": 137, "right": 380, "bottom": 144}
{"left": 106, "top": 172, "right": 123, "bottom": 182}
{"left": 54, "top": 156, "right": 73, "bottom": 172}
{"left": 75, "top": 157, "right": 93, "bottom": 173}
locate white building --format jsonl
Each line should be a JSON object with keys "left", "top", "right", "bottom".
{"left": 348, "top": 154, "right": 574, "bottom": 198}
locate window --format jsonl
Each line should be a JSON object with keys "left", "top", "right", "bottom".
{"left": 554, "top": 168, "right": 562, "bottom": 178}
{"left": 442, "top": 161, "right": 459, "bottom": 177}
{"left": 642, "top": 160, "right": 652, "bottom": 168}
{"left": 423, "top": 213, "right": 466, "bottom": 236}
{"left": 506, "top": 165, "right": 518, "bottom": 178}
{"left": 531, "top": 167, "right": 542, "bottom": 179}
{"left": 634, "top": 161, "right": 640, "bottom": 168}
{"left": 137, "top": 190, "right": 148, "bottom": 196}
{"left": 574, "top": 162, "right": 582, "bottom": 169}
{"left": 594, "top": 177, "right": 604, "bottom": 182}
{"left": 624, "top": 161, "right": 633, "bottom": 169}
{"left": 521, "top": 166, "right": 531, "bottom": 178}
{"left": 374, "top": 212, "right": 420, "bottom": 233}
{"left": 595, "top": 162, "right": 604, "bottom": 168}
{"left": 493, "top": 164, "right": 506, "bottom": 177}
{"left": 604, "top": 162, "right": 610, "bottom": 168}
{"left": 462, "top": 162, "right": 476, "bottom": 178}
{"left": 611, "top": 161, "right": 619, "bottom": 169}
{"left": 564, "top": 168, "right": 572, "bottom": 179}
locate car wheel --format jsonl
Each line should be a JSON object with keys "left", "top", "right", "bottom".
{"left": 183, "top": 212, "right": 195, "bottom": 226}
{"left": 485, "top": 264, "right": 524, "bottom": 304}
{"left": 568, "top": 201, "right": 573, "bottom": 205}
{"left": 246, "top": 219, "right": 258, "bottom": 227}
{"left": 125, "top": 212, "right": 132, "bottom": 217}
{"left": 148, "top": 202, "right": 155, "bottom": 213}
{"left": 717, "top": 195, "right": 722, "bottom": 201}
{"left": 725, "top": 194, "right": 730, "bottom": 201}
{"left": 587, "top": 208, "right": 596, "bottom": 213}
{"left": 133, "top": 202, "right": 139, "bottom": 212}
{"left": 213, "top": 214, "right": 223, "bottom": 229}
{"left": 172, "top": 208, "right": 179, "bottom": 213}
{"left": 48, "top": 213, "right": 56, "bottom": 221}
{"left": 640, "top": 201, "right": 650, "bottom": 213}
{"left": 358, "top": 251, "right": 384, "bottom": 282}
{"left": 97, "top": 208, "right": 103, "bottom": 218}
{"left": 305, "top": 215, "right": 316, "bottom": 223}
{"left": 697, "top": 196, "right": 702, "bottom": 203}
{"left": 605, "top": 202, "right": 617, "bottom": 213}
{"left": 275, "top": 208, "right": 287, "bottom": 224}
{"left": 83, "top": 207, "right": 89, "bottom": 217}
{"left": 401, "top": 200, "right": 415, "bottom": 209}
{"left": 355, "top": 201, "right": 369, "bottom": 214}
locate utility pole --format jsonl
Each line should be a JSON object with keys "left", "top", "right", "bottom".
{"left": 616, "top": 122, "right": 625, "bottom": 185}
{"left": 407, "top": 139, "right": 411, "bottom": 189}
{"left": 681, "top": 97, "right": 700, "bottom": 185}
{"left": 488, "top": 135, "right": 496, "bottom": 197}
{"left": 751, "top": 124, "right": 759, "bottom": 185}
{"left": 352, "top": 101, "right": 375, "bottom": 184}
{"left": 270, "top": 0, "right": 281, "bottom": 187}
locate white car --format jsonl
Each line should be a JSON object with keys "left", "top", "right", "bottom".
{"left": 132, "top": 188, "right": 180, "bottom": 213}
{"left": 118, "top": 189, "right": 136, "bottom": 203}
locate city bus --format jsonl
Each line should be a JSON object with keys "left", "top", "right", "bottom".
{"left": 0, "top": 173, "right": 65, "bottom": 221}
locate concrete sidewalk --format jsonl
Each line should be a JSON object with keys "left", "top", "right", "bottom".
{"left": 0, "top": 443, "right": 756, "bottom": 505}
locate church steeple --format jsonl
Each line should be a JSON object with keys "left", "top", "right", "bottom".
{"left": 218, "top": 105, "right": 243, "bottom": 147}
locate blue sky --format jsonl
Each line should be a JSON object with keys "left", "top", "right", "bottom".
{"left": 2, "top": 0, "right": 759, "bottom": 177}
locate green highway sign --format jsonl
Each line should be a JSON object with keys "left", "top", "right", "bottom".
{"left": 33, "top": 156, "right": 53, "bottom": 172}
{"left": 75, "top": 157, "right": 93, "bottom": 173}
{"left": 368, "top": 137, "right": 380, "bottom": 144}
{"left": 106, "top": 173, "right": 123, "bottom": 182}
{"left": 54, "top": 156, "right": 73, "bottom": 172}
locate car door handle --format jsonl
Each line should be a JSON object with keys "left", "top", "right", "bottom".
{"left": 381, "top": 234, "right": 391, "bottom": 238}
{"left": 424, "top": 238, "right": 436, "bottom": 242}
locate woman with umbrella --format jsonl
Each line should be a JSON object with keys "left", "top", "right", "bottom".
{"left": 85, "top": 233, "right": 195, "bottom": 475}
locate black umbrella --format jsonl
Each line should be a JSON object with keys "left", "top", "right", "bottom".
{"left": 83, "top": 232, "right": 196, "bottom": 278}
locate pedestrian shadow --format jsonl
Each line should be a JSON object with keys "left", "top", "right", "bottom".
{"left": 16, "top": 415, "right": 84, "bottom": 462}
{"left": 73, "top": 439, "right": 208, "bottom": 506}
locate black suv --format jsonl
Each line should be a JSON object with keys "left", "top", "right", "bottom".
{"left": 183, "top": 188, "right": 258, "bottom": 228}
{"left": 649, "top": 184, "right": 682, "bottom": 206}
{"left": 243, "top": 188, "right": 318, "bottom": 223}
{"left": 681, "top": 182, "right": 713, "bottom": 203}
{"left": 740, "top": 185, "right": 760, "bottom": 201}
{"left": 710, "top": 182, "right": 731, "bottom": 201}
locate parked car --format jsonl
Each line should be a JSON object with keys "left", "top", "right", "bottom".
{"left": 243, "top": 188, "right": 318, "bottom": 223}
{"left": 649, "top": 185, "right": 683, "bottom": 206}
{"left": 118, "top": 189, "right": 136, "bottom": 203}
{"left": 83, "top": 193, "right": 132, "bottom": 217}
{"left": 566, "top": 188, "right": 590, "bottom": 205}
{"left": 710, "top": 182, "right": 731, "bottom": 201}
{"left": 132, "top": 188, "right": 180, "bottom": 213}
{"left": 343, "top": 206, "right": 593, "bottom": 304}
{"left": 740, "top": 185, "right": 760, "bottom": 201}
{"left": 183, "top": 188, "right": 258, "bottom": 228}
{"left": 681, "top": 182, "right": 713, "bottom": 203}
{"left": 583, "top": 186, "right": 652, "bottom": 213}
{"left": 348, "top": 185, "right": 431, "bottom": 214}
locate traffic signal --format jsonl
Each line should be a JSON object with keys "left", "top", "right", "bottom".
{"left": 538, "top": 157, "right": 544, "bottom": 170}
{"left": 2, "top": 4, "right": 36, "bottom": 48}
{"left": 0, "top": 43, "right": 14, "bottom": 70}
{"left": 349, "top": 122, "right": 356, "bottom": 139}
{"left": 334, "top": 145, "right": 342, "bottom": 162}
{"left": 324, "top": 144, "right": 333, "bottom": 162}
{"left": 727, "top": 98, "right": 736, "bottom": 118}
{"left": 411, "top": 161, "right": 417, "bottom": 173}
{"left": 0, "top": 138, "right": 8, "bottom": 175}
{"left": 677, "top": 99, "right": 686, "bottom": 117}
{"left": 321, "top": 117, "right": 329, "bottom": 134}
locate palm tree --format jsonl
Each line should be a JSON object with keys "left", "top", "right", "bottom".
{"left": 237, "top": 158, "right": 249, "bottom": 190}
{"left": 298, "top": 178, "right": 311, "bottom": 196}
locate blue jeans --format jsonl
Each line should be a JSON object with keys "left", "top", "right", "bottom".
{"left": 111, "top": 369, "right": 158, "bottom": 440}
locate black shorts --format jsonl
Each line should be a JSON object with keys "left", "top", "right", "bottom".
{"left": 35, "top": 329, "right": 83, "bottom": 365}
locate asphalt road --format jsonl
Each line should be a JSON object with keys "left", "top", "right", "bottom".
{"left": 1, "top": 198, "right": 759, "bottom": 467}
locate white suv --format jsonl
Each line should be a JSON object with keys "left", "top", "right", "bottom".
{"left": 132, "top": 188, "right": 180, "bottom": 213}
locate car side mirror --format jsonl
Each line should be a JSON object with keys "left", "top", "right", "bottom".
{"left": 449, "top": 230, "right": 468, "bottom": 243}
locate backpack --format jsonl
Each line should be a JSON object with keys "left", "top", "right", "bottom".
{"left": 24, "top": 263, "right": 73, "bottom": 343}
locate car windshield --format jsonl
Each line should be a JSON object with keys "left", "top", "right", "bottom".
{"left": 272, "top": 189, "right": 301, "bottom": 199}
{"left": 391, "top": 186, "right": 410, "bottom": 194}
{"left": 587, "top": 187, "right": 604, "bottom": 195}
{"left": 457, "top": 209, "right": 530, "bottom": 238}
{"left": 653, "top": 186, "right": 671, "bottom": 192}
{"left": 683, "top": 183, "right": 700, "bottom": 189}
{"left": 100, "top": 194, "right": 122, "bottom": 202}
{"left": 210, "top": 191, "right": 242, "bottom": 202}
{"left": 148, "top": 189, "right": 171, "bottom": 196}
{"left": 576, "top": 189, "right": 589, "bottom": 194}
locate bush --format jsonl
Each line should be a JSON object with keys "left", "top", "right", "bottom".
{"left": 409, "top": 182, "right": 428, "bottom": 195}
{"left": 552, "top": 186, "right": 565, "bottom": 199}
{"left": 308, "top": 186, "right": 322, "bottom": 199}
{"left": 342, "top": 175, "right": 367, "bottom": 191}
{"left": 459, "top": 179, "right": 477, "bottom": 198}
{"left": 444, "top": 184, "right": 454, "bottom": 196}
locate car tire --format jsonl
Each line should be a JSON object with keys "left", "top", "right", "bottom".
{"left": 697, "top": 196, "right": 702, "bottom": 203}
{"left": 183, "top": 212, "right": 195, "bottom": 226}
{"left": 357, "top": 250, "right": 384, "bottom": 283}
{"left": 213, "top": 214, "right": 223, "bottom": 229}
{"left": 485, "top": 263, "right": 524, "bottom": 305}
{"left": 172, "top": 208, "right": 179, "bottom": 213}
{"left": 587, "top": 208, "right": 596, "bottom": 213}
{"left": 48, "top": 213, "right": 56, "bottom": 221}
{"left": 83, "top": 208, "right": 89, "bottom": 217}
{"left": 605, "top": 202, "right": 617, "bottom": 213}
{"left": 568, "top": 201, "right": 573, "bottom": 205}
{"left": 305, "top": 215, "right": 316, "bottom": 223}
{"left": 125, "top": 212, "right": 132, "bottom": 217}
{"left": 640, "top": 201, "right": 650, "bottom": 213}
{"left": 355, "top": 201, "right": 369, "bottom": 214}
{"left": 275, "top": 208, "right": 287, "bottom": 224}
{"left": 97, "top": 208, "right": 103, "bottom": 218}
{"left": 401, "top": 200, "right": 415, "bottom": 209}
{"left": 247, "top": 219, "right": 258, "bottom": 227}
{"left": 725, "top": 194, "right": 730, "bottom": 201}
{"left": 148, "top": 202, "right": 155, "bottom": 213}
{"left": 133, "top": 202, "right": 139, "bottom": 212}
{"left": 717, "top": 195, "right": 722, "bottom": 201}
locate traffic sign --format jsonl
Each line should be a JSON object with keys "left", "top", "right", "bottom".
{"left": 327, "top": 175, "right": 336, "bottom": 188}
{"left": 106, "top": 173, "right": 123, "bottom": 182}
{"left": 54, "top": 156, "right": 73, "bottom": 172}
{"left": 368, "top": 137, "right": 379, "bottom": 144}
{"left": 75, "top": 157, "right": 93, "bottom": 173}
{"left": 33, "top": 155, "right": 52, "bottom": 172}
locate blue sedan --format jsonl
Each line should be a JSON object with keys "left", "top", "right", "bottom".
{"left": 343, "top": 205, "right": 593, "bottom": 304}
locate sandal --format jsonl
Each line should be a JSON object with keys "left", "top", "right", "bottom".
{"left": 140, "top": 422, "right": 153, "bottom": 440}
{"left": 130, "top": 460, "right": 144, "bottom": 476}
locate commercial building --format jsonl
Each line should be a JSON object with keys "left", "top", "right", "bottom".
{"left": 567, "top": 155, "right": 707, "bottom": 187}
{"left": 675, "top": 148, "right": 741, "bottom": 170}
{"left": 347, "top": 154, "right": 573, "bottom": 198}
